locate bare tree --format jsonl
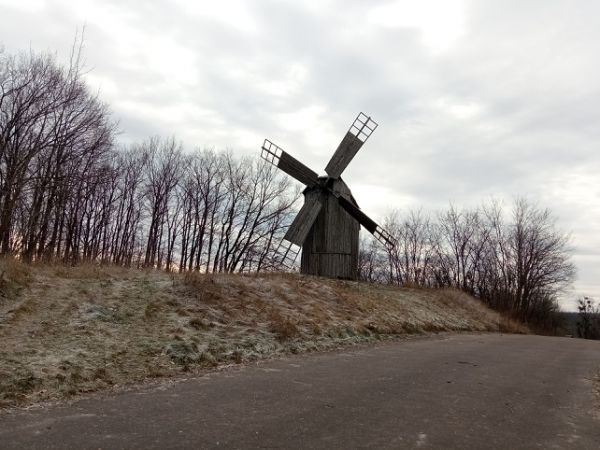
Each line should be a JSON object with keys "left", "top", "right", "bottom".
{"left": 576, "top": 297, "right": 600, "bottom": 339}
{"left": 0, "top": 45, "right": 115, "bottom": 260}
{"left": 507, "top": 199, "right": 575, "bottom": 321}
{"left": 384, "top": 209, "right": 437, "bottom": 286}
{"left": 142, "top": 137, "right": 183, "bottom": 268}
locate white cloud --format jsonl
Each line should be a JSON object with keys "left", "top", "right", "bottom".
{"left": 434, "top": 97, "right": 482, "bottom": 120}
{"left": 351, "top": 183, "right": 413, "bottom": 216}
{"left": 367, "top": 0, "right": 467, "bottom": 52}
{"left": 0, "top": 0, "right": 45, "bottom": 13}
{"left": 170, "top": 0, "right": 258, "bottom": 33}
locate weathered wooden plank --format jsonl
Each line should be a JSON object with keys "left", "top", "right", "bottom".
{"left": 326, "top": 194, "right": 355, "bottom": 253}
{"left": 301, "top": 253, "right": 356, "bottom": 280}
{"left": 284, "top": 192, "right": 322, "bottom": 246}
{"left": 324, "top": 132, "right": 363, "bottom": 178}
{"left": 336, "top": 196, "right": 377, "bottom": 233}
{"left": 300, "top": 180, "right": 360, "bottom": 279}
{"left": 278, "top": 152, "right": 320, "bottom": 187}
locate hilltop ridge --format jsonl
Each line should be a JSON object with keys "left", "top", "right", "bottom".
{"left": 0, "top": 261, "right": 526, "bottom": 408}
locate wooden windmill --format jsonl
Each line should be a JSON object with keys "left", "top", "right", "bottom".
{"left": 261, "top": 112, "right": 396, "bottom": 280}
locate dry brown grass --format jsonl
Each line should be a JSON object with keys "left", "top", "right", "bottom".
{"left": 267, "top": 308, "right": 300, "bottom": 341}
{"left": 593, "top": 373, "right": 600, "bottom": 419}
{"left": 34, "top": 261, "right": 137, "bottom": 280}
{"left": 0, "top": 268, "right": 528, "bottom": 409}
{"left": 433, "top": 289, "right": 528, "bottom": 334}
{"left": 0, "top": 257, "right": 32, "bottom": 298}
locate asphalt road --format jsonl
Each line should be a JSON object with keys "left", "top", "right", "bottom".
{"left": 1, "top": 334, "right": 599, "bottom": 449}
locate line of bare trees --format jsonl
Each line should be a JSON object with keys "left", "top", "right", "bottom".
{"left": 2, "top": 45, "right": 575, "bottom": 323}
{"left": 358, "top": 200, "right": 575, "bottom": 324}
{"left": 0, "top": 47, "right": 296, "bottom": 272}
{"left": 0, "top": 46, "right": 114, "bottom": 259}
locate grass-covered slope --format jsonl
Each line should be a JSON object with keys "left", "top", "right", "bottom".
{"left": 0, "top": 260, "right": 526, "bottom": 408}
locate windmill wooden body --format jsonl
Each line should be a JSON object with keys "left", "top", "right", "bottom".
{"left": 261, "top": 112, "right": 395, "bottom": 280}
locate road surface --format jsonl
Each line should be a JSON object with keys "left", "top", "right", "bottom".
{"left": 1, "top": 334, "right": 599, "bottom": 449}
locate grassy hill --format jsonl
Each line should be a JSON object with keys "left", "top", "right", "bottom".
{"left": 0, "top": 260, "right": 527, "bottom": 409}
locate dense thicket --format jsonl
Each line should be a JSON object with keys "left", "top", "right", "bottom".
{"left": 358, "top": 200, "right": 575, "bottom": 324}
{"left": 0, "top": 49, "right": 296, "bottom": 271}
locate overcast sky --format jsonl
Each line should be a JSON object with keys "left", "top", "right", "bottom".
{"left": 1, "top": 0, "right": 598, "bottom": 310}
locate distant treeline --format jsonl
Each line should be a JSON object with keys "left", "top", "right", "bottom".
{"left": 1, "top": 47, "right": 575, "bottom": 325}
{"left": 359, "top": 201, "right": 575, "bottom": 325}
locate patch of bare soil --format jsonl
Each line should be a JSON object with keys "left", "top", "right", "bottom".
{"left": 0, "top": 262, "right": 527, "bottom": 409}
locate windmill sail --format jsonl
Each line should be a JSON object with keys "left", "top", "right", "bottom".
{"left": 324, "top": 113, "right": 378, "bottom": 178}
{"left": 335, "top": 195, "right": 396, "bottom": 250}
{"left": 283, "top": 193, "right": 323, "bottom": 246}
{"left": 335, "top": 195, "right": 377, "bottom": 233}
{"left": 261, "top": 139, "right": 319, "bottom": 187}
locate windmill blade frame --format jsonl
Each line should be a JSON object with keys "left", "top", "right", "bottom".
{"left": 272, "top": 240, "right": 301, "bottom": 269}
{"left": 261, "top": 139, "right": 320, "bottom": 187}
{"left": 373, "top": 227, "right": 397, "bottom": 252}
{"left": 324, "top": 113, "right": 378, "bottom": 178}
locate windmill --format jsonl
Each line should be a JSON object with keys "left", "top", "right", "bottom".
{"left": 261, "top": 112, "right": 396, "bottom": 280}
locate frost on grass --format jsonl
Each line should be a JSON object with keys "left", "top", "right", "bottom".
{"left": 0, "top": 263, "right": 527, "bottom": 408}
